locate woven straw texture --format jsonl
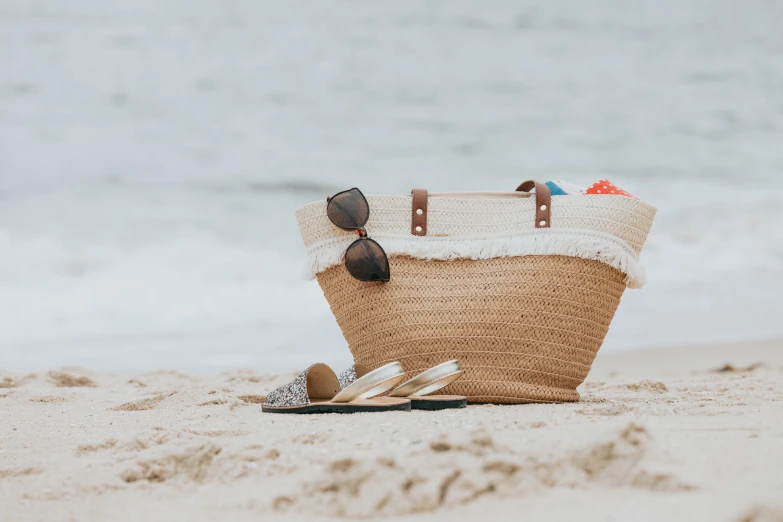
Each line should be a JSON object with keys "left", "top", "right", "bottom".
{"left": 317, "top": 255, "right": 627, "bottom": 404}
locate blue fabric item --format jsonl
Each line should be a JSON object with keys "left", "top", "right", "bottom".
{"left": 545, "top": 180, "right": 587, "bottom": 196}
{"left": 546, "top": 181, "right": 568, "bottom": 196}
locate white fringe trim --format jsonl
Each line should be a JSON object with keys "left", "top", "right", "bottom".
{"left": 303, "top": 229, "right": 647, "bottom": 289}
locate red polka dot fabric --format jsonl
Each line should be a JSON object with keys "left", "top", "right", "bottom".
{"left": 585, "top": 179, "right": 636, "bottom": 199}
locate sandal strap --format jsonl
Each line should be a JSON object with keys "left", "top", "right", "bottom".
{"left": 332, "top": 362, "right": 406, "bottom": 403}
{"left": 263, "top": 363, "right": 322, "bottom": 407}
{"left": 388, "top": 360, "right": 464, "bottom": 398}
{"left": 337, "top": 365, "right": 359, "bottom": 390}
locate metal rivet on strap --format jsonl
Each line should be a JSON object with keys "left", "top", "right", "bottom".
{"left": 416, "top": 209, "right": 423, "bottom": 215}
{"left": 415, "top": 226, "right": 422, "bottom": 232}
{"left": 540, "top": 205, "right": 547, "bottom": 211}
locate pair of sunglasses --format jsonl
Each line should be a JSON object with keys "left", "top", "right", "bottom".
{"left": 326, "top": 188, "right": 390, "bottom": 282}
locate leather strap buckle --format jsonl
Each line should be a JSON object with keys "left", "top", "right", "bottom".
{"left": 516, "top": 180, "right": 552, "bottom": 228}
{"left": 411, "top": 189, "right": 428, "bottom": 236}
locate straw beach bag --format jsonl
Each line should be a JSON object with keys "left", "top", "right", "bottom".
{"left": 296, "top": 181, "right": 656, "bottom": 403}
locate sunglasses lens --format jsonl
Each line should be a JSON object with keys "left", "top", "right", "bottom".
{"left": 345, "top": 238, "right": 390, "bottom": 282}
{"left": 327, "top": 188, "right": 370, "bottom": 230}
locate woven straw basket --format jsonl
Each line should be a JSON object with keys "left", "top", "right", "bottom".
{"left": 296, "top": 181, "right": 656, "bottom": 403}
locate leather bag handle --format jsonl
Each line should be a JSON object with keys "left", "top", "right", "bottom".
{"left": 409, "top": 181, "right": 551, "bottom": 236}
{"left": 516, "top": 180, "right": 551, "bottom": 228}
{"left": 411, "top": 189, "right": 428, "bottom": 236}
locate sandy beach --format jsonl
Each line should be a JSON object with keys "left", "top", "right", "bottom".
{"left": 2, "top": 341, "right": 782, "bottom": 522}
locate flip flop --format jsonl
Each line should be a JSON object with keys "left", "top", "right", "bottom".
{"left": 262, "top": 362, "right": 410, "bottom": 414}
{"left": 339, "top": 360, "right": 467, "bottom": 411}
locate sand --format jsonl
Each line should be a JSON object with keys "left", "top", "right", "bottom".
{"left": 2, "top": 341, "right": 783, "bottom": 522}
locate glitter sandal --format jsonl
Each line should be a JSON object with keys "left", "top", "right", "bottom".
{"left": 339, "top": 360, "right": 467, "bottom": 411}
{"left": 262, "top": 362, "right": 410, "bottom": 414}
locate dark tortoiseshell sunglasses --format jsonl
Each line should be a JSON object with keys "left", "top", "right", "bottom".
{"left": 326, "top": 188, "right": 390, "bottom": 282}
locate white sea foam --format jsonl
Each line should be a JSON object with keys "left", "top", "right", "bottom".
{"left": 1, "top": 179, "right": 781, "bottom": 372}
{"left": 0, "top": 218, "right": 350, "bottom": 373}
{"left": 607, "top": 180, "right": 783, "bottom": 350}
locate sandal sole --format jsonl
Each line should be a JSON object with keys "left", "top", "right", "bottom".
{"left": 261, "top": 401, "right": 411, "bottom": 414}
{"left": 410, "top": 398, "right": 468, "bottom": 411}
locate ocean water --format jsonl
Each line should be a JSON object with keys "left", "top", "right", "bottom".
{"left": 2, "top": 1, "right": 782, "bottom": 372}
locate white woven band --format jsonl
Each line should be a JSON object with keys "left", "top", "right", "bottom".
{"left": 296, "top": 194, "right": 656, "bottom": 289}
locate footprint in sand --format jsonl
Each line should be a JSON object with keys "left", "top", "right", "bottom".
{"left": 30, "top": 396, "right": 68, "bottom": 403}
{"left": 112, "top": 392, "right": 175, "bottom": 411}
{"left": 275, "top": 423, "right": 694, "bottom": 518}
{"left": 266, "top": 449, "right": 280, "bottom": 460}
{"left": 222, "top": 370, "right": 274, "bottom": 384}
{"left": 577, "top": 402, "right": 637, "bottom": 417}
{"left": 77, "top": 440, "right": 118, "bottom": 455}
{"left": 184, "top": 429, "right": 247, "bottom": 437}
{"left": 123, "top": 431, "right": 171, "bottom": 452}
{"left": 119, "top": 442, "right": 222, "bottom": 484}
{"left": 48, "top": 371, "right": 97, "bottom": 388}
{"left": 0, "top": 374, "right": 35, "bottom": 388}
{"left": 0, "top": 377, "right": 19, "bottom": 388}
{"left": 239, "top": 445, "right": 279, "bottom": 460}
{"left": 294, "top": 433, "right": 328, "bottom": 445}
{"left": 711, "top": 362, "right": 766, "bottom": 374}
{"left": 198, "top": 398, "right": 229, "bottom": 406}
{"left": 621, "top": 380, "right": 669, "bottom": 393}
{"left": 0, "top": 467, "right": 43, "bottom": 479}
{"left": 737, "top": 505, "right": 783, "bottom": 522}
{"left": 237, "top": 395, "right": 266, "bottom": 404}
